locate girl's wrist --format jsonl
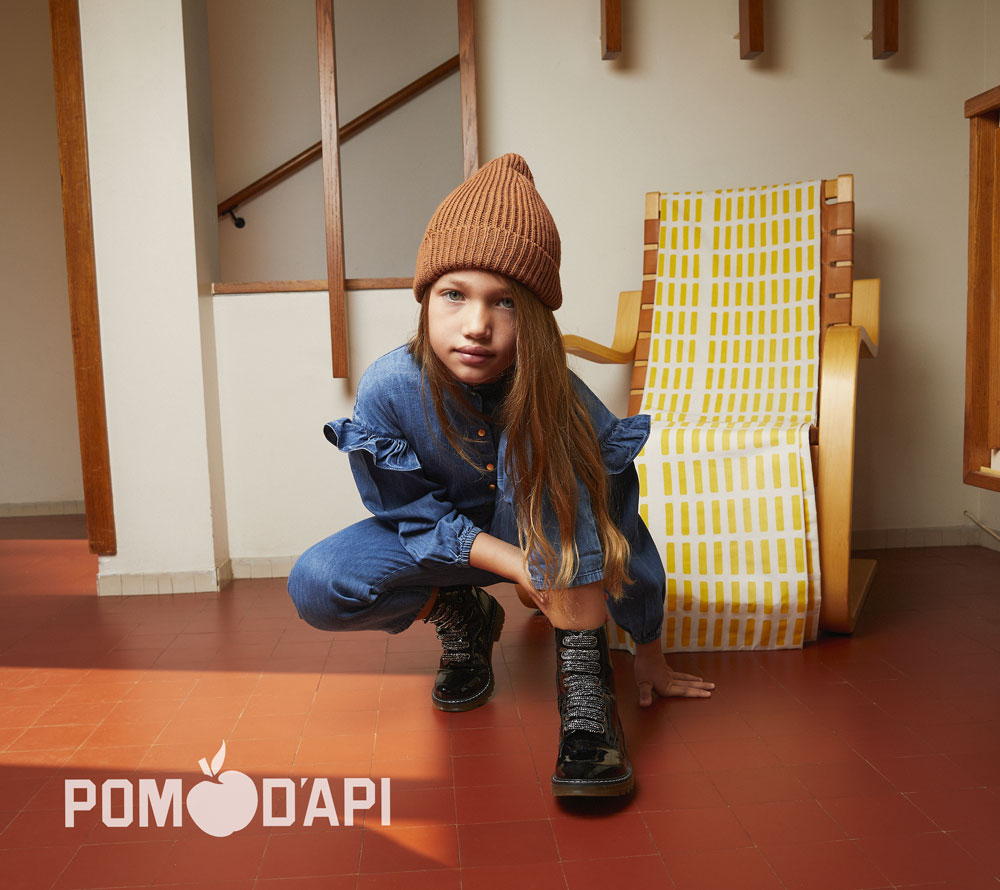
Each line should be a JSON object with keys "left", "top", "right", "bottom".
{"left": 468, "top": 531, "right": 527, "bottom": 585}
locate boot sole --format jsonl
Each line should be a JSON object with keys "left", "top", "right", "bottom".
{"left": 431, "top": 596, "right": 505, "bottom": 713}
{"left": 551, "top": 768, "right": 635, "bottom": 798}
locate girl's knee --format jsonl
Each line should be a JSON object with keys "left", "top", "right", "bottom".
{"left": 287, "top": 523, "right": 434, "bottom": 634}
{"left": 543, "top": 579, "right": 608, "bottom": 630}
{"left": 287, "top": 551, "right": 330, "bottom": 629}
{"left": 287, "top": 547, "right": 362, "bottom": 632}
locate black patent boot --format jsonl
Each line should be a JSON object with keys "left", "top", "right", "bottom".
{"left": 551, "top": 626, "right": 634, "bottom": 797}
{"left": 424, "top": 586, "right": 505, "bottom": 712}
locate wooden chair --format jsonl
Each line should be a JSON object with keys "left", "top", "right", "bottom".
{"left": 560, "top": 176, "right": 879, "bottom": 637}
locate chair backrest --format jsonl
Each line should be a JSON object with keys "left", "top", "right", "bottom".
{"left": 629, "top": 177, "right": 855, "bottom": 423}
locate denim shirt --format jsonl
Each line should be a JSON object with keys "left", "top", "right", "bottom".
{"left": 324, "top": 345, "right": 651, "bottom": 571}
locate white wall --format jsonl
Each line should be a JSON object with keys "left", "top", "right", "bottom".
{"left": 207, "top": 0, "right": 463, "bottom": 282}
{"left": 212, "top": 289, "right": 419, "bottom": 566}
{"left": 60, "top": 0, "right": 1000, "bottom": 584}
{"left": 207, "top": 0, "right": 324, "bottom": 282}
{"left": 184, "top": 0, "right": 230, "bottom": 573}
{"left": 474, "top": 0, "right": 1000, "bottom": 536}
{"left": 207, "top": 0, "right": 1000, "bottom": 566}
{"left": 80, "top": 0, "right": 226, "bottom": 590}
{"left": 0, "top": 1, "right": 84, "bottom": 510}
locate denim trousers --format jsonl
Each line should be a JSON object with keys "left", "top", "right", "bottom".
{"left": 288, "top": 462, "right": 665, "bottom": 644}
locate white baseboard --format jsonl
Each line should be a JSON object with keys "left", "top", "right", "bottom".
{"left": 231, "top": 555, "right": 296, "bottom": 579}
{"left": 0, "top": 500, "right": 86, "bottom": 517}
{"left": 97, "top": 558, "right": 234, "bottom": 596}
{"left": 852, "top": 524, "right": 998, "bottom": 551}
{"left": 977, "top": 530, "right": 1000, "bottom": 552}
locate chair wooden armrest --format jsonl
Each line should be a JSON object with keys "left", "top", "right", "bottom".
{"left": 852, "top": 278, "right": 880, "bottom": 357}
{"left": 816, "top": 306, "right": 879, "bottom": 633}
{"left": 563, "top": 290, "right": 642, "bottom": 364}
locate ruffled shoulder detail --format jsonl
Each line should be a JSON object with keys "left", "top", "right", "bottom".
{"left": 323, "top": 418, "right": 422, "bottom": 472}
{"left": 598, "top": 413, "right": 651, "bottom": 474}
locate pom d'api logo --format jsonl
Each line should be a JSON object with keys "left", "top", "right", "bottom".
{"left": 65, "top": 741, "right": 391, "bottom": 835}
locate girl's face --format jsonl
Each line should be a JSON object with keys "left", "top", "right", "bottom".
{"left": 426, "top": 269, "right": 517, "bottom": 385}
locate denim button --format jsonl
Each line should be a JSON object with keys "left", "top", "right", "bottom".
{"left": 477, "top": 428, "right": 486, "bottom": 437}
{"left": 486, "top": 463, "right": 495, "bottom": 471}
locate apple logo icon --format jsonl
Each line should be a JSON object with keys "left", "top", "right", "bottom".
{"left": 185, "top": 741, "right": 258, "bottom": 837}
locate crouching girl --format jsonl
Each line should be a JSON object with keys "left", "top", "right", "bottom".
{"left": 289, "top": 153, "right": 712, "bottom": 797}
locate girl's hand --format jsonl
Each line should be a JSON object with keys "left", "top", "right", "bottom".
{"left": 524, "top": 584, "right": 549, "bottom": 609}
{"left": 633, "top": 639, "right": 715, "bottom": 707}
{"left": 514, "top": 580, "right": 547, "bottom": 610}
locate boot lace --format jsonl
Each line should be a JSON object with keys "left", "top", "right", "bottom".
{"left": 559, "top": 630, "right": 606, "bottom": 734}
{"left": 426, "top": 597, "right": 472, "bottom": 664}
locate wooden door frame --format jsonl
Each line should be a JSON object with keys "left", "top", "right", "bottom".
{"left": 48, "top": 0, "right": 116, "bottom": 554}
{"left": 964, "top": 86, "right": 1000, "bottom": 493}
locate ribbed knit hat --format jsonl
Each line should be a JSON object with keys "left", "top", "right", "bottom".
{"left": 413, "top": 153, "right": 562, "bottom": 309}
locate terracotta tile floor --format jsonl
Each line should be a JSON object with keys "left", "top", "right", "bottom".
{"left": 1, "top": 516, "right": 999, "bottom": 889}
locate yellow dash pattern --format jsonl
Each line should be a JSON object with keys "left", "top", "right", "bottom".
{"left": 621, "top": 181, "right": 822, "bottom": 653}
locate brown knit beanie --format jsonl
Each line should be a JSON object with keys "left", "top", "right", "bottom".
{"left": 413, "top": 153, "right": 562, "bottom": 309}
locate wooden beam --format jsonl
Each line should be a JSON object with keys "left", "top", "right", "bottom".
{"left": 965, "top": 112, "right": 1000, "bottom": 487}
{"left": 458, "top": 0, "right": 479, "bottom": 179}
{"left": 48, "top": 0, "right": 116, "bottom": 556}
{"left": 739, "top": 0, "right": 763, "bottom": 60}
{"left": 966, "top": 84, "right": 1000, "bottom": 119}
{"left": 213, "top": 280, "right": 328, "bottom": 295}
{"left": 992, "top": 127, "right": 1000, "bottom": 452}
{"left": 211, "top": 278, "right": 412, "bottom": 295}
{"left": 601, "top": 0, "right": 622, "bottom": 60}
{"left": 965, "top": 469, "right": 1000, "bottom": 493}
{"left": 872, "top": 0, "right": 898, "bottom": 60}
{"left": 315, "top": 0, "right": 349, "bottom": 378}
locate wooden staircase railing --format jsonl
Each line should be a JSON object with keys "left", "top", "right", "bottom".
{"left": 217, "top": 54, "right": 460, "bottom": 222}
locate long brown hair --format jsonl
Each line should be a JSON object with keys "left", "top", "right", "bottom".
{"left": 409, "top": 276, "right": 631, "bottom": 600}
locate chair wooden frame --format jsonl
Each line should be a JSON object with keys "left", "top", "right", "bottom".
{"left": 562, "top": 176, "right": 880, "bottom": 634}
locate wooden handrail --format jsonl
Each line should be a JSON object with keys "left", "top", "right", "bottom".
{"left": 218, "top": 54, "right": 460, "bottom": 218}
{"left": 965, "top": 83, "right": 1000, "bottom": 119}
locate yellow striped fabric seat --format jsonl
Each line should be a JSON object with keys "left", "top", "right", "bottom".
{"left": 613, "top": 181, "right": 822, "bottom": 652}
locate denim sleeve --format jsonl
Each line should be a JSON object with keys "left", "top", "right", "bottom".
{"left": 568, "top": 371, "right": 651, "bottom": 472}
{"left": 344, "top": 449, "right": 481, "bottom": 568}
{"left": 323, "top": 366, "right": 481, "bottom": 568}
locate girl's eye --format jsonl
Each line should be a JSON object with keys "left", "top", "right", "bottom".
{"left": 497, "top": 297, "right": 515, "bottom": 310}
{"left": 442, "top": 290, "right": 463, "bottom": 302}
